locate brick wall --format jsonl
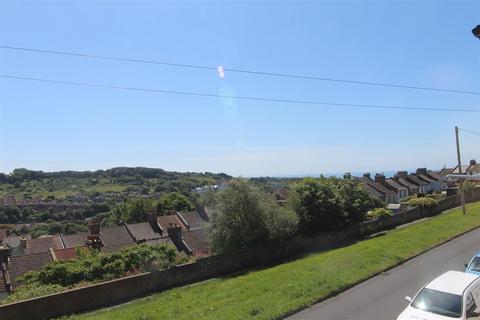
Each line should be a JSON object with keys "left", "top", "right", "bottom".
{"left": 1, "top": 187, "right": 479, "bottom": 320}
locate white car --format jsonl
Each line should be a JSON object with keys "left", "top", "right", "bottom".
{"left": 397, "top": 271, "right": 480, "bottom": 319}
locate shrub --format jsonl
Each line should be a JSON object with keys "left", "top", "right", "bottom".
{"left": 20, "top": 244, "right": 184, "bottom": 288}
{"left": 290, "top": 177, "right": 381, "bottom": 234}
{"left": 406, "top": 197, "right": 439, "bottom": 208}
{"left": 367, "top": 208, "right": 393, "bottom": 220}
{"left": 209, "top": 180, "right": 298, "bottom": 254}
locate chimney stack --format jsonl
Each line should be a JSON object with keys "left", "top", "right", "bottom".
{"left": 374, "top": 173, "right": 386, "bottom": 184}
{"left": 0, "top": 245, "right": 11, "bottom": 265}
{"left": 167, "top": 223, "right": 183, "bottom": 244}
{"left": 470, "top": 159, "right": 477, "bottom": 166}
{"left": 146, "top": 211, "right": 161, "bottom": 233}
{"left": 363, "top": 173, "right": 372, "bottom": 180}
{"left": 19, "top": 237, "right": 27, "bottom": 250}
{"left": 416, "top": 168, "right": 427, "bottom": 175}
{"left": 89, "top": 220, "right": 100, "bottom": 236}
{"left": 397, "top": 171, "right": 408, "bottom": 178}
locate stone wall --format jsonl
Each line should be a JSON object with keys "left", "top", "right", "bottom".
{"left": 1, "top": 187, "right": 479, "bottom": 320}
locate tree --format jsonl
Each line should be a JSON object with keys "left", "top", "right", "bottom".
{"left": 290, "top": 178, "right": 343, "bottom": 234}
{"left": 157, "top": 192, "right": 193, "bottom": 213}
{"left": 209, "top": 180, "right": 297, "bottom": 254}
{"left": 290, "top": 177, "right": 380, "bottom": 234}
{"left": 111, "top": 198, "right": 154, "bottom": 223}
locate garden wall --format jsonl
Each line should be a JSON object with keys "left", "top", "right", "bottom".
{"left": 1, "top": 188, "right": 479, "bottom": 320}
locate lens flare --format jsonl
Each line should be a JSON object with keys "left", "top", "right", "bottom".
{"left": 217, "top": 65, "right": 225, "bottom": 78}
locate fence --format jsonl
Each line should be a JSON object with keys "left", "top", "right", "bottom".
{"left": 1, "top": 188, "right": 479, "bottom": 320}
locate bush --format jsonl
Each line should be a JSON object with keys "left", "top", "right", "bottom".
{"left": 367, "top": 208, "right": 393, "bottom": 220}
{"left": 157, "top": 192, "right": 193, "bottom": 213}
{"left": 20, "top": 244, "right": 183, "bottom": 288}
{"left": 290, "top": 177, "right": 381, "bottom": 234}
{"left": 406, "top": 197, "right": 439, "bottom": 208}
{"left": 209, "top": 180, "right": 298, "bottom": 254}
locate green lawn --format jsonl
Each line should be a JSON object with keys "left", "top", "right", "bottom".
{"left": 65, "top": 202, "right": 480, "bottom": 320}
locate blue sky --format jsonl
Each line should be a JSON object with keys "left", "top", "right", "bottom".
{"left": 0, "top": 0, "right": 479, "bottom": 177}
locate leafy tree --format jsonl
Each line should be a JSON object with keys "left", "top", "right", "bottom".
{"left": 209, "top": 180, "right": 297, "bottom": 254}
{"left": 111, "top": 198, "right": 154, "bottom": 223}
{"left": 290, "top": 177, "right": 380, "bottom": 234}
{"left": 157, "top": 192, "right": 193, "bottom": 213}
{"left": 290, "top": 178, "right": 343, "bottom": 234}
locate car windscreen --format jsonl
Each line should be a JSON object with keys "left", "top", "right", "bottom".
{"left": 411, "top": 288, "right": 462, "bottom": 318}
{"left": 469, "top": 257, "right": 480, "bottom": 272}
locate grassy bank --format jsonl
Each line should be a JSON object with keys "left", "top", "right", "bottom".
{"left": 65, "top": 202, "right": 480, "bottom": 320}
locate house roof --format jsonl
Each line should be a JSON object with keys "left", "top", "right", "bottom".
{"left": 53, "top": 247, "right": 81, "bottom": 261}
{"left": 467, "top": 164, "right": 480, "bottom": 174}
{"left": 406, "top": 174, "right": 428, "bottom": 186}
{"left": 357, "top": 177, "right": 395, "bottom": 195}
{"left": 2, "top": 235, "right": 31, "bottom": 248}
{"left": 384, "top": 179, "right": 407, "bottom": 191}
{"left": 61, "top": 232, "right": 88, "bottom": 248}
{"left": 157, "top": 214, "right": 186, "bottom": 230}
{"left": 8, "top": 251, "right": 53, "bottom": 287}
{"left": 426, "top": 170, "right": 444, "bottom": 181}
{"left": 416, "top": 174, "right": 435, "bottom": 183}
{"left": 439, "top": 167, "right": 455, "bottom": 176}
{"left": 25, "top": 235, "right": 64, "bottom": 254}
{"left": 100, "top": 226, "right": 135, "bottom": 249}
{"left": 178, "top": 211, "right": 207, "bottom": 229}
{"left": 182, "top": 228, "right": 210, "bottom": 257}
{"left": 396, "top": 178, "right": 418, "bottom": 190}
{"left": 145, "top": 237, "right": 175, "bottom": 246}
{"left": 125, "top": 222, "right": 160, "bottom": 242}
{"left": 452, "top": 165, "right": 470, "bottom": 174}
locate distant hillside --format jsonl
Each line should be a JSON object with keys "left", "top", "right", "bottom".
{"left": 0, "top": 167, "right": 231, "bottom": 201}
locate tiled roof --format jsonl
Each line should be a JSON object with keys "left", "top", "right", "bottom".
{"left": 100, "top": 226, "right": 135, "bottom": 249}
{"left": 178, "top": 211, "right": 207, "bottom": 229}
{"left": 407, "top": 174, "right": 428, "bottom": 186}
{"left": 157, "top": 214, "right": 186, "bottom": 230}
{"left": 8, "top": 251, "right": 53, "bottom": 287}
{"left": 357, "top": 177, "right": 395, "bottom": 195}
{"left": 25, "top": 235, "right": 64, "bottom": 254}
{"left": 145, "top": 237, "right": 175, "bottom": 246}
{"left": 53, "top": 247, "right": 81, "bottom": 261}
{"left": 125, "top": 222, "right": 160, "bottom": 242}
{"left": 2, "top": 235, "right": 31, "bottom": 248}
{"left": 182, "top": 228, "right": 210, "bottom": 257}
{"left": 467, "top": 164, "right": 480, "bottom": 174}
{"left": 426, "top": 171, "right": 444, "bottom": 181}
{"left": 417, "top": 174, "right": 435, "bottom": 183}
{"left": 385, "top": 179, "right": 407, "bottom": 191}
{"left": 61, "top": 233, "right": 88, "bottom": 248}
{"left": 396, "top": 178, "right": 418, "bottom": 190}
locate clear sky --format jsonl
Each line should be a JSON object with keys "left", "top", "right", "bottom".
{"left": 0, "top": 0, "right": 479, "bottom": 177}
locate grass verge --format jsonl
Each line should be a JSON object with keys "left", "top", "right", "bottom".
{"left": 65, "top": 202, "right": 480, "bottom": 320}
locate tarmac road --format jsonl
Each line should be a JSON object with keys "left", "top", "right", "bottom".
{"left": 286, "top": 227, "right": 480, "bottom": 320}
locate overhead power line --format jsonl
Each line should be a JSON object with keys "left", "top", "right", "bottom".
{"left": 1, "top": 74, "right": 478, "bottom": 113}
{"left": 1, "top": 45, "right": 479, "bottom": 96}
{"left": 458, "top": 128, "right": 480, "bottom": 136}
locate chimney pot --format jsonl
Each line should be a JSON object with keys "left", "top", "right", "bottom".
{"left": 470, "top": 159, "right": 477, "bottom": 166}
{"left": 374, "top": 173, "right": 386, "bottom": 183}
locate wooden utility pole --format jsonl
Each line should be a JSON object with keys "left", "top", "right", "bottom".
{"left": 455, "top": 126, "right": 466, "bottom": 214}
